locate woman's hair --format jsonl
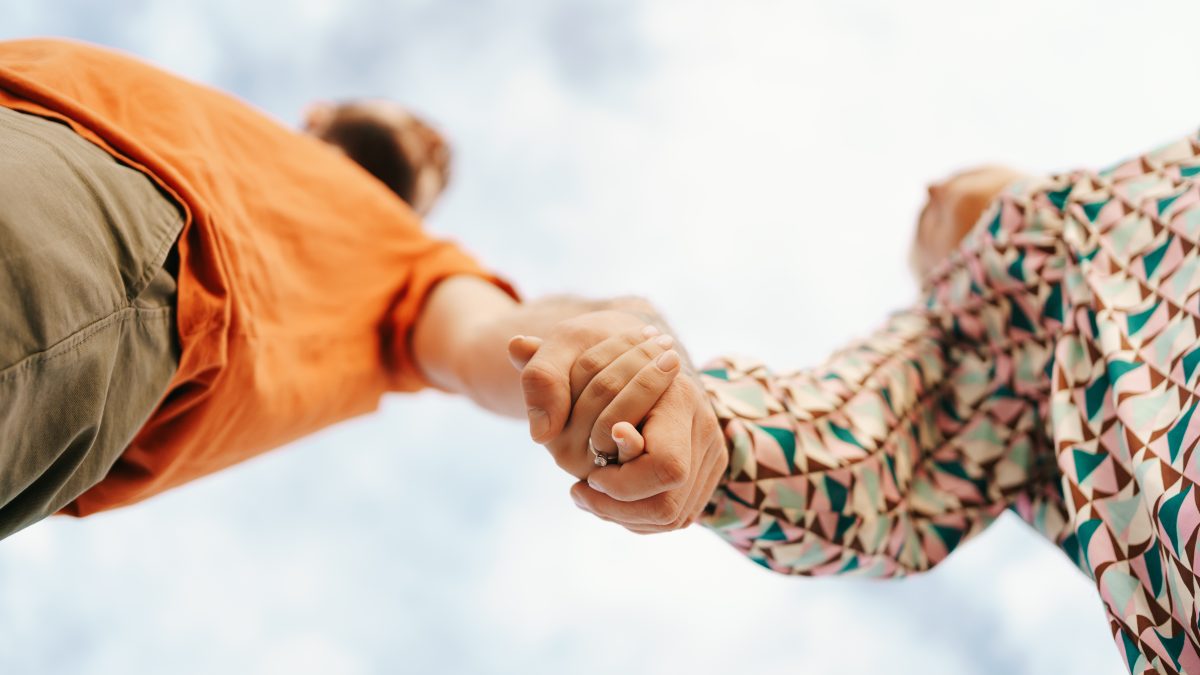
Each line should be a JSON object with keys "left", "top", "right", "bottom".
{"left": 319, "top": 111, "right": 418, "bottom": 203}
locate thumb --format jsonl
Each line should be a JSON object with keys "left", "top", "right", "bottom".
{"left": 507, "top": 335, "right": 543, "bottom": 371}
{"left": 611, "top": 421, "right": 646, "bottom": 464}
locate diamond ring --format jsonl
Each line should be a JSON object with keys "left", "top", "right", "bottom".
{"left": 589, "top": 438, "right": 617, "bottom": 467}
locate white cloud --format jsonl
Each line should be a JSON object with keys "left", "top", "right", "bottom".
{"left": 4, "top": 1, "right": 1195, "bottom": 673}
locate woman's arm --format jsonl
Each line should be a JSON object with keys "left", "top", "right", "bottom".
{"left": 700, "top": 181, "right": 1075, "bottom": 576}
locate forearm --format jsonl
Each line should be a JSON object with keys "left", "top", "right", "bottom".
{"left": 411, "top": 275, "right": 672, "bottom": 418}
{"left": 698, "top": 318, "right": 1057, "bottom": 577}
{"left": 699, "top": 186, "right": 1075, "bottom": 576}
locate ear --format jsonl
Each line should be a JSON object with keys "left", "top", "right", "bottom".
{"left": 507, "top": 335, "right": 543, "bottom": 371}
{"left": 301, "top": 100, "right": 336, "bottom": 134}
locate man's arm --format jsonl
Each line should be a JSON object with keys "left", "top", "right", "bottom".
{"left": 409, "top": 275, "right": 666, "bottom": 469}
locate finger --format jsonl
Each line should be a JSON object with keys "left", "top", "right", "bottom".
{"left": 673, "top": 436, "right": 725, "bottom": 529}
{"left": 568, "top": 481, "right": 671, "bottom": 534}
{"left": 586, "top": 390, "right": 692, "bottom": 501}
{"left": 623, "top": 525, "right": 668, "bottom": 535}
{"left": 568, "top": 331, "right": 652, "bottom": 402}
{"left": 585, "top": 432, "right": 722, "bottom": 533}
{"left": 561, "top": 338, "right": 674, "bottom": 456}
{"left": 521, "top": 334, "right": 590, "bottom": 443}
{"left": 589, "top": 350, "right": 679, "bottom": 460}
{"left": 611, "top": 422, "right": 645, "bottom": 464}
{"left": 570, "top": 480, "right": 687, "bottom": 527}
{"left": 507, "top": 335, "right": 543, "bottom": 371}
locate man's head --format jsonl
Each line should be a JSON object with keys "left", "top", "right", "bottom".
{"left": 304, "top": 99, "right": 451, "bottom": 216}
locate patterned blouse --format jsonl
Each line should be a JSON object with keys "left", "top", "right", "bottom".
{"left": 699, "top": 133, "right": 1200, "bottom": 674}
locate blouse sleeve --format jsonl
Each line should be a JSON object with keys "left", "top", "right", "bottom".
{"left": 699, "top": 178, "right": 1077, "bottom": 577}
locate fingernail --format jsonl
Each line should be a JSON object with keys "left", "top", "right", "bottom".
{"left": 654, "top": 334, "right": 674, "bottom": 349}
{"left": 587, "top": 477, "right": 607, "bottom": 495}
{"left": 656, "top": 350, "right": 679, "bottom": 371}
{"left": 528, "top": 408, "right": 549, "bottom": 439}
{"left": 613, "top": 435, "right": 629, "bottom": 452}
{"left": 642, "top": 325, "right": 660, "bottom": 338}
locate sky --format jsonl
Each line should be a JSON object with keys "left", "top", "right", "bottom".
{"left": 5, "top": 1, "right": 1200, "bottom": 673}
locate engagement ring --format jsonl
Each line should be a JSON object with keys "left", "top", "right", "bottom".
{"left": 589, "top": 438, "right": 617, "bottom": 467}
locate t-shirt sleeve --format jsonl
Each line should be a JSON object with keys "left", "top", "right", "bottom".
{"left": 383, "top": 238, "right": 519, "bottom": 393}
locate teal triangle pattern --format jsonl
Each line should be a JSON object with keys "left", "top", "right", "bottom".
{"left": 1076, "top": 518, "right": 1104, "bottom": 570}
{"left": 824, "top": 475, "right": 848, "bottom": 513}
{"left": 1010, "top": 299, "right": 1035, "bottom": 333}
{"left": 1160, "top": 487, "right": 1190, "bottom": 555}
{"left": 931, "top": 524, "right": 963, "bottom": 552}
{"left": 1158, "top": 192, "right": 1183, "bottom": 216}
{"left": 761, "top": 425, "right": 798, "bottom": 473}
{"left": 1085, "top": 374, "right": 1109, "bottom": 421}
{"left": 1072, "top": 448, "right": 1107, "bottom": 483}
{"left": 1082, "top": 200, "right": 1106, "bottom": 222}
{"left": 1127, "top": 304, "right": 1158, "bottom": 336}
{"left": 1043, "top": 282, "right": 1064, "bottom": 322}
{"left": 1155, "top": 629, "right": 1184, "bottom": 671}
{"left": 1181, "top": 347, "right": 1200, "bottom": 382}
{"left": 1047, "top": 186, "right": 1073, "bottom": 210}
{"left": 1143, "top": 236, "right": 1172, "bottom": 278}
{"left": 828, "top": 423, "right": 864, "bottom": 449}
{"left": 759, "top": 519, "right": 787, "bottom": 542}
{"left": 1166, "top": 403, "right": 1197, "bottom": 463}
{"left": 1107, "top": 359, "right": 1140, "bottom": 385}
{"left": 1144, "top": 545, "right": 1163, "bottom": 597}
{"left": 1121, "top": 629, "right": 1142, "bottom": 674}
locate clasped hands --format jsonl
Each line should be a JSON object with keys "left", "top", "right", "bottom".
{"left": 507, "top": 311, "right": 727, "bottom": 533}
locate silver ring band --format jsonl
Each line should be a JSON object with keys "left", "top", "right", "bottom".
{"left": 589, "top": 438, "right": 617, "bottom": 467}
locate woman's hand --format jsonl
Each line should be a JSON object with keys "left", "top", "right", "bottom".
{"left": 512, "top": 319, "right": 728, "bottom": 532}
{"left": 509, "top": 313, "right": 680, "bottom": 478}
{"left": 569, "top": 375, "right": 727, "bottom": 533}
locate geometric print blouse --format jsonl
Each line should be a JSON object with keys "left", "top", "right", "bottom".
{"left": 699, "top": 132, "right": 1200, "bottom": 675}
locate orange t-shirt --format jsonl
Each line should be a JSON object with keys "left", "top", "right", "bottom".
{"left": 0, "top": 38, "right": 513, "bottom": 515}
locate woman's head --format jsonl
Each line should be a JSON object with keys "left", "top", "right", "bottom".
{"left": 304, "top": 99, "right": 451, "bottom": 216}
{"left": 911, "top": 165, "right": 1026, "bottom": 280}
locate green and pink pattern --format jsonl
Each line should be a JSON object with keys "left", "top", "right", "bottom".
{"left": 700, "top": 133, "right": 1200, "bottom": 674}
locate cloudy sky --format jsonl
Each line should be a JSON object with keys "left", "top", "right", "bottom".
{"left": 5, "top": 1, "right": 1200, "bottom": 673}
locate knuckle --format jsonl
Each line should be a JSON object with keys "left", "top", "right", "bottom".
{"left": 589, "top": 372, "right": 624, "bottom": 400}
{"left": 635, "top": 340, "right": 660, "bottom": 359}
{"left": 652, "top": 455, "right": 687, "bottom": 488}
{"left": 631, "top": 371, "right": 664, "bottom": 396}
{"left": 673, "top": 507, "right": 702, "bottom": 531}
{"left": 574, "top": 351, "right": 608, "bottom": 378}
{"left": 649, "top": 493, "right": 683, "bottom": 524}
{"left": 588, "top": 422, "right": 614, "bottom": 449}
{"left": 591, "top": 417, "right": 618, "bottom": 448}
{"left": 619, "top": 331, "right": 642, "bottom": 348}
{"left": 521, "top": 363, "right": 558, "bottom": 392}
